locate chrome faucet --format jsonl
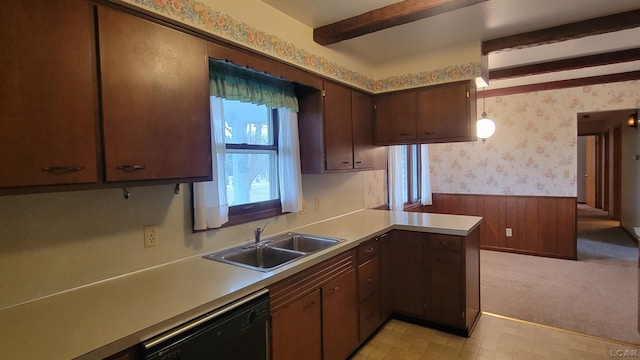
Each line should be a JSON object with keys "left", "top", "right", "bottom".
{"left": 254, "top": 222, "right": 269, "bottom": 244}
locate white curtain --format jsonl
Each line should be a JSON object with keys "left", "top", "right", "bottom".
{"left": 420, "top": 144, "right": 433, "bottom": 206}
{"left": 193, "top": 97, "right": 229, "bottom": 230}
{"left": 387, "top": 145, "right": 405, "bottom": 211}
{"left": 387, "top": 144, "right": 432, "bottom": 210}
{"left": 278, "top": 108, "right": 303, "bottom": 213}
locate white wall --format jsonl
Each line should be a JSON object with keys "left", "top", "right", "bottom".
{"left": 621, "top": 124, "right": 640, "bottom": 235}
{"left": 0, "top": 171, "right": 385, "bottom": 310}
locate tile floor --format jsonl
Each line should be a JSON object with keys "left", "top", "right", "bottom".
{"left": 351, "top": 313, "right": 640, "bottom": 360}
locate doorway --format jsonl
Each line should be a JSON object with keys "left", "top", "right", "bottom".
{"left": 576, "top": 110, "right": 630, "bottom": 262}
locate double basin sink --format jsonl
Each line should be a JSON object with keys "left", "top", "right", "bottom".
{"left": 204, "top": 233, "right": 344, "bottom": 272}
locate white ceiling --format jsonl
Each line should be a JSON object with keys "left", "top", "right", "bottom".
{"left": 262, "top": 0, "right": 640, "bottom": 90}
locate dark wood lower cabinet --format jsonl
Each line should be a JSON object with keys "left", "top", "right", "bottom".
{"left": 268, "top": 250, "right": 357, "bottom": 360}
{"left": 271, "top": 289, "right": 322, "bottom": 360}
{"left": 322, "top": 269, "right": 358, "bottom": 360}
{"left": 379, "top": 229, "right": 481, "bottom": 337}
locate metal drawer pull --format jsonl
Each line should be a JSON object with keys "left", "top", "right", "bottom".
{"left": 364, "top": 247, "right": 374, "bottom": 253}
{"left": 439, "top": 241, "right": 449, "bottom": 247}
{"left": 116, "top": 164, "right": 145, "bottom": 172}
{"left": 42, "top": 166, "right": 84, "bottom": 174}
{"left": 365, "top": 277, "right": 373, "bottom": 282}
{"left": 423, "top": 131, "right": 437, "bottom": 135}
{"left": 399, "top": 132, "right": 412, "bottom": 136}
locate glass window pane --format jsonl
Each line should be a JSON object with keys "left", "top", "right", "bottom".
{"left": 222, "top": 99, "right": 273, "bottom": 145}
{"left": 225, "top": 150, "right": 278, "bottom": 206}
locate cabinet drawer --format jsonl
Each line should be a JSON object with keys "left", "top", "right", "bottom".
{"left": 358, "top": 240, "right": 379, "bottom": 264}
{"left": 359, "top": 291, "right": 381, "bottom": 342}
{"left": 358, "top": 257, "right": 380, "bottom": 301}
{"left": 430, "top": 234, "right": 463, "bottom": 251}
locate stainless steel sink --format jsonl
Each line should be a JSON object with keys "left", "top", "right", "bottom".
{"left": 267, "top": 233, "right": 341, "bottom": 253}
{"left": 204, "top": 233, "right": 343, "bottom": 272}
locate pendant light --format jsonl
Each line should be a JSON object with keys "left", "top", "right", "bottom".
{"left": 477, "top": 95, "right": 496, "bottom": 143}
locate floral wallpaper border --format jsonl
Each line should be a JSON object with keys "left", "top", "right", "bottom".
{"left": 123, "top": 0, "right": 480, "bottom": 92}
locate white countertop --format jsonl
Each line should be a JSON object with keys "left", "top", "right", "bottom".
{"left": 0, "top": 210, "right": 481, "bottom": 360}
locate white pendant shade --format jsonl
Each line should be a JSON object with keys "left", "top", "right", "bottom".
{"left": 477, "top": 113, "right": 496, "bottom": 141}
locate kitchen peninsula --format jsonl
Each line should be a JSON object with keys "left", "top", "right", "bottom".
{"left": 0, "top": 209, "right": 481, "bottom": 360}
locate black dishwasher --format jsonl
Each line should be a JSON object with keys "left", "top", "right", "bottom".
{"left": 142, "top": 289, "right": 270, "bottom": 360}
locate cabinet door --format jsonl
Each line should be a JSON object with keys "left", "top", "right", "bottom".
{"left": 417, "top": 81, "right": 475, "bottom": 142}
{"left": 0, "top": 0, "right": 97, "bottom": 188}
{"left": 428, "top": 248, "right": 465, "bottom": 328}
{"left": 389, "top": 231, "right": 425, "bottom": 317}
{"left": 324, "top": 82, "right": 353, "bottom": 170}
{"left": 352, "top": 91, "right": 386, "bottom": 170}
{"left": 322, "top": 269, "right": 359, "bottom": 360}
{"left": 98, "top": 6, "right": 211, "bottom": 182}
{"left": 271, "top": 289, "right": 322, "bottom": 360}
{"left": 380, "top": 233, "right": 395, "bottom": 319}
{"left": 374, "top": 91, "right": 417, "bottom": 144}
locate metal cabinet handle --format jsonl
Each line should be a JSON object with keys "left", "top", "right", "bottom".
{"left": 365, "top": 277, "right": 373, "bottom": 283}
{"left": 355, "top": 161, "right": 363, "bottom": 164}
{"left": 42, "top": 166, "right": 85, "bottom": 174}
{"left": 364, "top": 247, "right": 374, "bottom": 253}
{"left": 399, "top": 132, "right": 412, "bottom": 136}
{"left": 423, "top": 131, "right": 437, "bottom": 135}
{"left": 116, "top": 164, "right": 145, "bottom": 172}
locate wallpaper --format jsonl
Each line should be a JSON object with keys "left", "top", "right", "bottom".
{"left": 429, "top": 80, "right": 640, "bottom": 197}
{"left": 363, "top": 169, "right": 388, "bottom": 208}
{"left": 122, "top": 0, "right": 480, "bottom": 92}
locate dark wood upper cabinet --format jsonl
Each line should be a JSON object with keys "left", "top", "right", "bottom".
{"left": 417, "top": 81, "right": 476, "bottom": 143}
{"left": 374, "top": 91, "right": 417, "bottom": 144}
{"left": 323, "top": 82, "right": 354, "bottom": 170}
{"left": 352, "top": 91, "right": 387, "bottom": 170}
{"left": 0, "top": 0, "right": 98, "bottom": 188}
{"left": 299, "top": 81, "right": 386, "bottom": 174}
{"left": 1, "top": 2, "right": 212, "bottom": 194}
{"left": 374, "top": 80, "right": 476, "bottom": 145}
{"left": 97, "top": 6, "right": 211, "bottom": 183}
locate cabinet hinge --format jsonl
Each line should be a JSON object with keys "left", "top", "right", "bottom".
{"left": 322, "top": 89, "right": 326, "bottom": 97}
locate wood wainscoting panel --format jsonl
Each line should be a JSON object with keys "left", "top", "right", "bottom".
{"left": 410, "top": 194, "right": 577, "bottom": 259}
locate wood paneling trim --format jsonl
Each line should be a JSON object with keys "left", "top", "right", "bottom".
{"left": 411, "top": 193, "right": 577, "bottom": 259}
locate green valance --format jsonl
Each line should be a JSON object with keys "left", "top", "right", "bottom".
{"left": 209, "top": 60, "right": 299, "bottom": 112}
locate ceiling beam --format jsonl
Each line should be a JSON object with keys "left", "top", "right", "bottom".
{"left": 478, "top": 70, "right": 640, "bottom": 98}
{"left": 490, "top": 47, "right": 640, "bottom": 80}
{"left": 313, "top": 0, "right": 488, "bottom": 46}
{"left": 482, "top": 9, "right": 640, "bottom": 55}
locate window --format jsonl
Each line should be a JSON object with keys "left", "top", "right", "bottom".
{"left": 402, "top": 144, "right": 422, "bottom": 207}
{"left": 222, "top": 99, "right": 282, "bottom": 223}
{"left": 388, "top": 144, "right": 431, "bottom": 211}
{"left": 192, "top": 59, "right": 302, "bottom": 231}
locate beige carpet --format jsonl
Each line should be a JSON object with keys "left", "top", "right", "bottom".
{"left": 481, "top": 205, "right": 640, "bottom": 345}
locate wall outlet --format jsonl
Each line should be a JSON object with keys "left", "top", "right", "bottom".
{"left": 315, "top": 197, "right": 320, "bottom": 210}
{"left": 505, "top": 228, "right": 513, "bottom": 237}
{"left": 144, "top": 225, "right": 158, "bottom": 248}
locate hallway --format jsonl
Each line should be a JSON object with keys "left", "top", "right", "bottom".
{"left": 577, "top": 203, "right": 637, "bottom": 267}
